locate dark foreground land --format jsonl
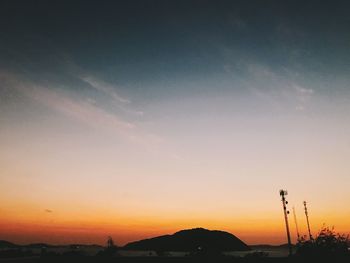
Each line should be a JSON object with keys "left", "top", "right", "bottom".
{"left": 1, "top": 255, "right": 349, "bottom": 263}
{"left": 1, "top": 227, "right": 349, "bottom": 262}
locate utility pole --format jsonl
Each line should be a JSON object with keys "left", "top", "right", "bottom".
{"left": 303, "top": 201, "right": 313, "bottom": 241}
{"left": 279, "top": 190, "right": 292, "bottom": 256}
{"left": 292, "top": 206, "right": 300, "bottom": 242}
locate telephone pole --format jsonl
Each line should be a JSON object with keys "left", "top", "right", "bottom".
{"left": 279, "top": 190, "right": 292, "bottom": 256}
{"left": 303, "top": 201, "right": 313, "bottom": 241}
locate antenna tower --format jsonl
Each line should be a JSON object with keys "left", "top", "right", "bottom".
{"left": 292, "top": 206, "right": 300, "bottom": 242}
{"left": 279, "top": 189, "right": 292, "bottom": 256}
{"left": 303, "top": 201, "right": 313, "bottom": 241}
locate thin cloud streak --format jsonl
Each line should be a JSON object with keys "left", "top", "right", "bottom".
{"left": 26, "top": 84, "right": 135, "bottom": 131}
{"left": 80, "top": 75, "right": 145, "bottom": 117}
{"left": 57, "top": 55, "right": 144, "bottom": 116}
{"left": 220, "top": 43, "right": 316, "bottom": 112}
{"left": 226, "top": 57, "right": 315, "bottom": 111}
{"left": 0, "top": 71, "right": 161, "bottom": 147}
{"left": 80, "top": 76, "right": 130, "bottom": 104}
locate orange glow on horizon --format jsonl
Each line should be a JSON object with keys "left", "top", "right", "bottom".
{"left": 1, "top": 206, "right": 349, "bottom": 246}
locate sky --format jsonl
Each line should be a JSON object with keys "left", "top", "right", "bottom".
{"left": 1, "top": 0, "right": 350, "bottom": 246}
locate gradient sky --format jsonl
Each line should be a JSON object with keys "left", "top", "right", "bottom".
{"left": 1, "top": 0, "right": 350, "bottom": 246}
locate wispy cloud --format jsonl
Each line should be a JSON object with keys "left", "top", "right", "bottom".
{"left": 293, "top": 84, "right": 314, "bottom": 96}
{"left": 80, "top": 75, "right": 144, "bottom": 117}
{"left": 80, "top": 76, "right": 130, "bottom": 104}
{"left": 221, "top": 51, "right": 315, "bottom": 111}
{"left": 0, "top": 71, "right": 160, "bottom": 147}
{"left": 292, "top": 84, "right": 314, "bottom": 110}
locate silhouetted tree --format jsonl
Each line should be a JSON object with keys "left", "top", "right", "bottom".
{"left": 107, "top": 236, "right": 116, "bottom": 248}
{"left": 97, "top": 236, "right": 119, "bottom": 258}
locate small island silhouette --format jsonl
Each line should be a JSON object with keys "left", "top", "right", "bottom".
{"left": 124, "top": 227, "right": 250, "bottom": 252}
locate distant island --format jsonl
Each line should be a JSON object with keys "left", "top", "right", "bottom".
{"left": 124, "top": 228, "right": 250, "bottom": 252}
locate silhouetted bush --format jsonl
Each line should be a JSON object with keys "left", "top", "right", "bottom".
{"left": 296, "top": 225, "right": 349, "bottom": 259}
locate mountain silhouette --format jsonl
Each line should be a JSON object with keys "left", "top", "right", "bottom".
{"left": 124, "top": 228, "right": 250, "bottom": 252}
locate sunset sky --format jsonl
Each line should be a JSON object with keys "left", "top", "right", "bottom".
{"left": 1, "top": 0, "right": 350, "bottom": 246}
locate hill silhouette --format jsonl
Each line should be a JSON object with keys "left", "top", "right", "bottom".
{"left": 124, "top": 228, "right": 250, "bottom": 252}
{"left": 0, "top": 240, "right": 18, "bottom": 248}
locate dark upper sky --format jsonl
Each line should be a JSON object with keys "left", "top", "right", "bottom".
{"left": 1, "top": 0, "right": 350, "bottom": 91}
